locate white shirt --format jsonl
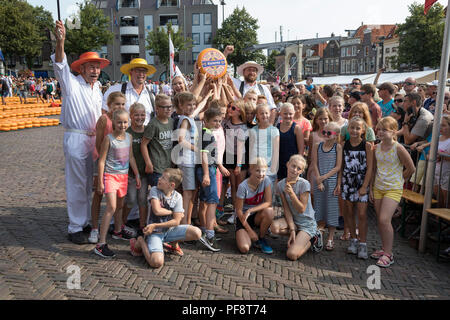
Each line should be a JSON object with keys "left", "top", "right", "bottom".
{"left": 102, "top": 81, "right": 154, "bottom": 126}
{"left": 51, "top": 54, "right": 102, "bottom": 132}
{"left": 232, "top": 78, "right": 276, "bottom": 110}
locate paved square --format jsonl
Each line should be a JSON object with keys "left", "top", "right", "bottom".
{"left": 0, "top": 124, "right": 449, "bottom": 300}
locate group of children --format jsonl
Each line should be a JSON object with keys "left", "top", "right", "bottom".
{"left": 87, "top": 86, "right": 437, "bottom": 269}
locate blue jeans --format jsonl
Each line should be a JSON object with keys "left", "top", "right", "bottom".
{"left": 195, "top": 166, "right": 219, "bottom": 204}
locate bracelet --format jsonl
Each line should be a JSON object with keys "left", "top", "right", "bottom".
{"left": 237, "top": 164, "right": 242, "bottom": 167}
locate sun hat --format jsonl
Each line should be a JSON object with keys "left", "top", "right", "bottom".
{"left": 237, "top": 61, "right": 264, "bottom": 77}
{"left": 120, "top": 58, "right": 156, "bottom": 76}
{"left": 70, "top": 52, "right": 110, "bottom": 73}
{"left": 426, "top": 80, "right": 439, "bottom": 86}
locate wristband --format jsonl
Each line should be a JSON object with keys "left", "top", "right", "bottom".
{"left": 237, "top": 164, "right": 242, "bottom": 167}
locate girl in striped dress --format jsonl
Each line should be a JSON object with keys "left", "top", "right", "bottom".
{"left": 370, "top": 117, "right": 415, "bottom": 267}
{"left": 311, "top": 122, "right": 342, "bottom": 251}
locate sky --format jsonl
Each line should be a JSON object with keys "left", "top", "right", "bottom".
{"left": 28, "top": 0, "right": 448, "bottom": 44}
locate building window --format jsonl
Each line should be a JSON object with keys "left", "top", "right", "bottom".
{"left": 192, "top": 52, "right": 199, "bottom": 64}
{"left": 392, "top": 47, "right": 397, "bottom": 52}
{"left": 192, "top": 33, "right": 200, "bottom": 45}
{"left": 120, "top": 0, "right": 139, "bottom": 8}
{"left": 341, "top": 48, "right": 346, "bottom": 57}
{"left": 160, "top": 15, "right": 178, "bottom": 26}
{"left": 121, "top": 35, "right": 139, "bottom": 45}
{"left": 385, "top": 48, "right": 390, "bottom": 54}
{"left": 192, "top": 13, "right": 200, "bottom": 26}
{"left": 365, "top": 46, "right": 369, "bottom": 56}
{"left": 324, "top": 60, "right": 329, "bottom": 73}
{"left": 159, "top": 0, "right": 178, "bottom": 6}
{"left": 204, "top": 32, "right": 212, "bottom": 45}
{"left": 340, "top": 62, "right": 345, "bottom": 74}
{"left": 120, "top": 16, "right": 138, "bottom": 27}
{"left": 121, "top": 53, "right": 139, "bottom": 65}
{"left": 351, "top": 46, "right": 356, "bottom": 56}
{"left": 335, "top": 58, "right": 339, "bottom": 73}
{"left": 204, "top": 13, "right": 212, "bottom": 25}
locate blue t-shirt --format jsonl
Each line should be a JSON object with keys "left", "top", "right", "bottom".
{"left": 419, "top": 133, "right": 433, "bottom": 161}
{"left": 306, "top": 84, "right": 314, "bottom": 92}
{"left": 378, "top": 99, "right": 395, "bottom": 117}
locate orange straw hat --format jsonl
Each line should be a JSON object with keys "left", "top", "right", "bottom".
{"left": 70, "top": 52, "right": 110, "bottom": 73}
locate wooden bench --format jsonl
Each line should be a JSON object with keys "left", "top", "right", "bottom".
{"left": 398, "top": 189, "right": 438, "bottom": 238}
{"left": 426, "top": 208, "right": 450, "bottom": 261}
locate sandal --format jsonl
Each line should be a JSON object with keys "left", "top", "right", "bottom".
{"left": 163, "top": 242, "right": 184, "bottom": 256}
{"left": 214, "top": 225, "right": 229, "bottom": 234}
{"left": 325, "top": 240, "right": 334, "bottom": 251}
{"left": 340, "top": 232, "right": 351, "bottom": 241}
{"left": 376, "top": 253, "right": 394, "bottom": 268}
{"left": 130, "top": 238, "right": 143, "bottom": 257}
{"left": 370, "top": 249, "right": 385, "bottom": 260}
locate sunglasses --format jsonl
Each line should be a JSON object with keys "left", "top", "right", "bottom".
{"left": 322, "top": 130, "right": 337, "bottom": 136}
{"left": 394, "top": 99, "right": 403, "bottom": 103}
{"left": 158, "top": 105, "right": 172, "bottom": 109}
{"left": 351, "top": 82, "right": 360, "bottom": 85}
{"left": 404, "top": 82, "right": 415, "bottom": 86}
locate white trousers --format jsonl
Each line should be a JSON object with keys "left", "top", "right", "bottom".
{"left": 63, "top": 132, "right": 95, "bottom": 234}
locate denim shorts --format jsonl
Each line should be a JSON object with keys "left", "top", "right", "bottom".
{"left": 146, "top": 225, "right": 189, "bottom": 253}
{"left": 196, "top": 166, "right": 219, "bottom": 204}
{"left": 148, "top": 172, "right": 162, "bottom": 187}
{"left": 294, "top": 217, "right": 318, "bottom": 239}
{"left": 125, "top": 175, "right": 149, "bottom": 208}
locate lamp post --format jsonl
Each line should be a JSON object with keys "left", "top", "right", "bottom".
{"left": 220, "top": 1, "right": 226, "bottom": 26}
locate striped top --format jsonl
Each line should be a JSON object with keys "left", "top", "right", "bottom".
{"left": 374, "top": 142, "right": 403, "bottom": 190}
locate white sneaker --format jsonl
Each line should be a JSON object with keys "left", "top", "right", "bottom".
{"left": 357, "top": 243, "right": 368, "bottom": 260}
{"left": 347, "top": 238, "right": 358, "bottom": 255}
{"left": 88, "top": 229, "right": 99, "bottom": 244}
{"left": 227, "top": 213, "right": 235, "bottom": 224}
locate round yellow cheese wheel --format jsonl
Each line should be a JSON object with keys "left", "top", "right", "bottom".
{"left": 197, "top": 48, "right": 227, "bottom": 79}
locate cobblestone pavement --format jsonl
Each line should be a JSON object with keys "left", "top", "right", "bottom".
{"left": 0, "top": 124, "right": 449, "bottom": 300}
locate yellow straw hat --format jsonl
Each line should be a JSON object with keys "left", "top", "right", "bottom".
{"left": 120, "top": 58, "right": 156, "bottom": 76}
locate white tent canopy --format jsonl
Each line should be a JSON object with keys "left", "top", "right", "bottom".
{"left": 296, "top": 69, "right": 439, "bottom": 86}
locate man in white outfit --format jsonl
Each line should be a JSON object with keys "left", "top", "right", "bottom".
{"left": 52, "top": 20, "right": 109, "bottom": 244}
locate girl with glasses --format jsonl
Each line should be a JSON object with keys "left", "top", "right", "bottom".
{"left": 310, "top": 122, "right": 343, "bottom": 251}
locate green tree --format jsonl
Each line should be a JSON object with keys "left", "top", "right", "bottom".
{"left": 64, "top": 0, "right": 114, "bottom": 58}
{"left": 396, "top": 2, "right": 445, "bottom": 70}
{"left": 213, "top": 7, "right": 265, "bottom": 76}
{"left": 0, "top": 0, "right": 53, "bottom": 69}
{"left": 265, "top": 50, "right": 280, "bottom": 72}
{"left": 145, "top": 22, "right": 192, "bottom": 70}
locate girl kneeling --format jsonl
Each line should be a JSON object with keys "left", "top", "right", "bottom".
{"left": 235, "top": 157, "right": 274, "bottom": 254}
{"left": 271, "top": 155, "right": 323, "bottom": 260}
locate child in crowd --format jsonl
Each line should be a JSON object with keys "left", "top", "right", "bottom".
{"left": 291, "top": 95, "right": 312, "bottom": 147}
{"left": 311, "top": 122, "right": 342, "bottom": 251}
{"left": 370, "top": 117, "right": 415, "bottom": 267}
{"left": 176, "top": 92, "right": 199, "bottom": 228}
{"left": 243, "top": 89, "right": 258, "bottom": 108}
{"left": 270, "top": 155, "right": 323, "bottom": 260}
{"left": 340, "top": 102, "right": 375, "bottom": 145}
{"left": 307, "top": 108, "right": 332, "bottom": 185}
{"left": 89, "top": 92, "right": 126, "bottom": 244}
{"left": 257, "top": 95, "right": 268, "bottom": 106}
{"left": 277, "top": 103, "right": 304, "bottom": 181}
{"left": 303, "top": 94, "right": 318, "bottom": 121}
{"left": 122, "top": 103, "right": 148, "bottom": 238}
{"left": 95, "top": 109, "right": 141, "bottom": 258}
{"left": 141, "top": 94, "right": 174, "bottom": 188}
{"left": 249, "top": 104, "right": 280, "bottom": 193}
{"left": 329, "top": 96, "right": 348, "bottom": 128}
{"left": 235, "top": 157, "right": 275, "bottom": 254}
{"left": 222, "top": 100, "right": 248, "bottom": 224}
{"left": 337, "top": 117, "right": 373, "bottom": 260}
{"left": 434, "top": 114, "right": 450, "bottom": 208}
{"left": 129, "top": 168, "right": 202, "bottom": 268}
{"left": 208, "top": 101, "right": 230, "bottom": 233}
{"left": 197, "top": 107, "right": 228, "bottom": 251}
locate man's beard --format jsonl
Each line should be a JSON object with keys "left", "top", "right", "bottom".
{"left": 244, "top": 75, "right": 257, "bottom": 83}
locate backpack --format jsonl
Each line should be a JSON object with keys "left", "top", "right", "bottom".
{"left": 121, "top": 82, "right": 156, "bottom": 117}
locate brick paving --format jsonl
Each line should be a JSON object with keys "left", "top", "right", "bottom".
{"left": 0, "top": 124, "right": 449, "bottom": 300}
